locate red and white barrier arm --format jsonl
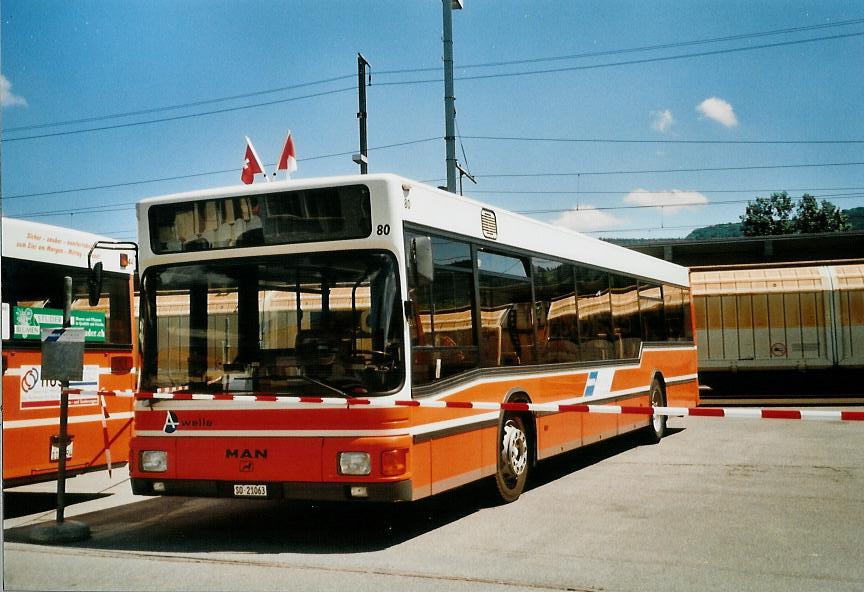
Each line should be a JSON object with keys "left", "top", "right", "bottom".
{"left": 63, "top": 389, "right": 864, "bottom": 422}
{"left": 98, "top": 393, "right": 113, "bottom": 478}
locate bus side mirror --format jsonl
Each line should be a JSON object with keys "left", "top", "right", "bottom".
{"left": 88, "top": 261, "right": 103, "bottom": 307}
{"left": 412, "top": 236, "right": 434, "bottom": 287}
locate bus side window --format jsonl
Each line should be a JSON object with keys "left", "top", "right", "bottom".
{"left": 639, "top": 282, "right": 666, "bottom": 342}
{"left": 576, "top": 267, "right": 613, "bottom": 361}
{"left": 610, "top": 274, "right": 641, "bottom": 359}
{"left": 405, "top": 232, "right": 478, "bottom": 385}
{"left": 533, "top": 258, "right": 579, "bottom": 364}
{"left": 664, "top": 284, "right": 691, "bottom": 341}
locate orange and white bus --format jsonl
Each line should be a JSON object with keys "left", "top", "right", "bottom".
{"left": 129, "top": 174, "right": 697, "bottom": 502}
{"left": 2, "top": 218, "right": 136, "bottom": 487}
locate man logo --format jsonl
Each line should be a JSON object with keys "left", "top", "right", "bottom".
{"left": 163, "top": 411, "right": 179, "bottom": 434}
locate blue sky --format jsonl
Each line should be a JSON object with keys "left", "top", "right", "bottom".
{"left": 2, "top": 1, "right": 863, "bottom": 241}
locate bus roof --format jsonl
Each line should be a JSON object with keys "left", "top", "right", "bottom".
{"left": 394, "top": 176, "right": 689, "bottom": 287}
{"left": 1, "top": 217, "right": 134, "bottom": 274}
{"left": 137, "top": 173, "right": 688, "bottom": 287}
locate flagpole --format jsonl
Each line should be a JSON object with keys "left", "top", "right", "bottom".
{"left": 285, "top": 130, "right": 291, "bottom": 181}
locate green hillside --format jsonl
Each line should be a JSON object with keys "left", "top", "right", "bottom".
{"left": 685, "top": 223, "right": 742, "bottom": 239}
{"left": 685, "top": 207, "right": 863, "bottom": 239}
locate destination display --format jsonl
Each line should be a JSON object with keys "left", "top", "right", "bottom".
{"left": 148, "top": 185, "right": 372, "bottom": 254}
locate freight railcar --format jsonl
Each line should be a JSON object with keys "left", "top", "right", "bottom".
{"left": 690, "top": 261, "right": 864, "bottom": 393}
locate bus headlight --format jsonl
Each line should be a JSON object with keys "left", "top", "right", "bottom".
{"left": 338, "top": 452, "right": 371, "bottom": 476}
{"left": 140, "top": 450, "right": 168, "bottom": 472}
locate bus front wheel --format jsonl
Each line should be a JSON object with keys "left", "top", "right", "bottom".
{"left": 493, "top": 414, "right": 531, "bottom": 503}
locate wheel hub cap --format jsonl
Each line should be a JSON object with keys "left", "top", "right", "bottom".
{"left": 501, "top": 421, "right": 527, "bottom": 480}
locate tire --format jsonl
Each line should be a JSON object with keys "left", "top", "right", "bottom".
{"left": 643, "top": 379, "right": 667, "bottom": 444}
{"left": 493, "top": 414, "right": 531, "bottom": 503}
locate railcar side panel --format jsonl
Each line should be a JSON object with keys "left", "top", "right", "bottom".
{"left": 691, "top": 266, "right": 850, "bottom": 372}
{"left": 835, "top": 265, "right": 864, "bottom": 368}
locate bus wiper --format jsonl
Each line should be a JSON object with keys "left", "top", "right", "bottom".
{"left": 295, "top": 374, "right": 351, "bottom": 398}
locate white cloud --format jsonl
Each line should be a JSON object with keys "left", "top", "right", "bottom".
{"left": 552, "top": 206, "right": 625, "bottom": 232}
{"left": 624, "top": 188, "right": 709, "bottom": 213}
{"left": 697, "top": 97, "right": 737, "bottom": 127}
{"left": 651, "top": 109, "right": 674, "bottom": 133}
{"left": 1, "top": 74, "right": 27, "bottom": 108}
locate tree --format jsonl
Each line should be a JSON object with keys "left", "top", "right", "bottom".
{"left": 794, "top": 194, "right": 851, "bottom": 233}
{"left": 740, "top": 192, "right": 795, "bottom": 236}
{"left": 845, "top": 207, "right": 864, "bottom": 230}
{"left": 740, "top": 192, "right": 851, "bottom": 236}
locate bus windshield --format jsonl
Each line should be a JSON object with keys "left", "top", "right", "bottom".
{"left": 139, "top": 251, "right": 404, "bottom": 396}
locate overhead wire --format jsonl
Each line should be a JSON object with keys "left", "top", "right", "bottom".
{"left": 373, "top": 31, "right": 864, "bottom": 87}
{"left": 14, "top": 190, "right": 864, "bottom": 223}
{"left": 511, "top": 192, "right": 864, "bottom": 215}
{"left": 4, "top": 157, "right": 861, "bottom": 203}
{"left": 470, "top": 186, "right": 864, "bottom": 196}
{"left": 461, "top": 135, "right": 864, "bottom": 145}
{"left": 2, "top": 86, "right": 357, "bottom": 143}
{"left": 4, "top": 25, "right": 863, "bottom": 143}
{"left": 375, "top": 17, "right": 864, "bottom": 75}
{"left": 8, "top": 18, "right": 861, "bottom": 136}
{"left": 4, "top": 19, "right": 863, "bottom": 237}
{"left": 472, "top": 161, "right": 864, "bottom": 178}
{"left": 4, "top": 74, "right": 357, "bottom": 133}
{"left": 0, "top": 137, "right": 440, "bottom": 201}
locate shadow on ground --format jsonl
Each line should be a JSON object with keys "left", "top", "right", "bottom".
{"left": 3, "top": 492, "right": 112, "bottom": 520}
{"left": 4, "top": 430, "right": 681, "bottom": 554}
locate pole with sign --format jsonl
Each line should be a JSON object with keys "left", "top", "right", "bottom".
{"left": 30, "top": 277, "right": 91, "bottom": 543}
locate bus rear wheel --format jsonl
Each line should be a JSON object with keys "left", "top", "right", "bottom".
{"left": 493, "top": 414, "right": 530, "bottom": 503}
{"left": 643, "top": 379, "right": 667, "bottom": 444}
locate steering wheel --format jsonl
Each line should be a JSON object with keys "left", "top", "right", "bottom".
{"left": 350, "top": 349, "right": 391, "bottom": 361}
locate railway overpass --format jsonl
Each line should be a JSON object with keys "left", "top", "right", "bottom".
{"left": 614, "top": 229, "right": 864, "bottom": 267}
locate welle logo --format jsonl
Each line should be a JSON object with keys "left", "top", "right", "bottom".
{"left": 163, "top": 411, "right": 179, "bottom": 434}
{"left": 162, "top": 410, "right": 213, "bottom": 433}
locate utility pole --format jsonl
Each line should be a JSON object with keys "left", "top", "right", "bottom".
{"left": 443, "top": 0, "right": 462, "bottom": 193}
{"left": 354, "top": 53, "right": 370, "bottom": 174}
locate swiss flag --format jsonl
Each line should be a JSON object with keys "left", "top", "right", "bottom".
{"left": 241, "top": 136, "right": 265, "bottom": 184}
{"left": 277, "top": 130, "right": 298, "bottom": 175}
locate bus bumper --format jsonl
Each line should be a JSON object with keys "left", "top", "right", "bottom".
{"left": 130, "top": 477, "right": 414, "bottom": 502}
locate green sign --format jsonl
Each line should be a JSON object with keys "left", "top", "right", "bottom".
{"left": 13, "top": 306, "right": 106, "bottom": 342}
{"left": 71, "top": 310, "right": 108, "bottom": 342}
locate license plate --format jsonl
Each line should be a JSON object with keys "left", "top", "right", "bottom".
{"left": 233, "top": 484, "right": 267, "bottom": 497}
{"left": 50, "top": 441, "right": 73, "bottom": 461}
